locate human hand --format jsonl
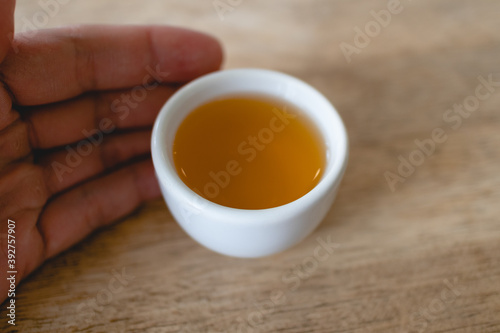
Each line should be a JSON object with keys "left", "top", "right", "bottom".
{"left": 0, "top": 0, "right": 223, "bottom": 303}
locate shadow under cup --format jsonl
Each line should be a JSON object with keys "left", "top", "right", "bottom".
{"left": 151, "top": 68, "right": 348, "bottom": 258}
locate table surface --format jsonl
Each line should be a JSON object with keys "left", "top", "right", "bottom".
{"left": 3, "top": 0, "right": 500, "bottom": 332}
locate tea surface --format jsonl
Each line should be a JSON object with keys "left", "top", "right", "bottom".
{"left": 172, "top": 95, "right": 325, "bottom": 209}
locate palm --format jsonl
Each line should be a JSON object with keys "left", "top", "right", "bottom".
{"left": 0, "top": 0, "right": 222, "bottom": 302}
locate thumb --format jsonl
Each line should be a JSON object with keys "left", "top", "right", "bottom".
{"left": 0, "top": 0, "right": 15, "bottom": 63}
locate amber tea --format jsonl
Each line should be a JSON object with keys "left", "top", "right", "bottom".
{"left": 172, "top": 95, "right": 326, "bottom": 209}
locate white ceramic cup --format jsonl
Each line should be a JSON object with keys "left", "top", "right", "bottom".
{"left": 151, "top": 68, "right": 348, "bottom": 258}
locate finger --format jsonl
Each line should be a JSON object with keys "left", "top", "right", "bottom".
{"left": 0, "top": 163, "right": 49, "bottom": 298}
{"left": 39, "top": 130, "right": 152, "bottom": 195}
{"left": 0, "top": 85, "right": 16, "bottom": 131}
{"left": 1, "top": 84, "right": 172, "bottom": 169}
{"left": 0, "top": 163, "right": 49, "bottom": 225}
{"left": 0, "top": 0, "right": 16, "bottom": 133}
{"left": 0, "top": 206, "right": 46, "bottom": 299}
{"left": 1, "top": 25, "right": 223, "bottom": 105}
{"left": 0, "top": 163, "right": 48, "bottom": 285}
{"left": 0, "top": 116, "right": 32, "bottom": 169}
{"left": 24, "top": 85, "right": 175, "bottom": 149}
{"left": 39, "top": 160, "right": 160, "bottom": 258}
{"left": 0, "top": 0, "right": 15, "bottom": 62}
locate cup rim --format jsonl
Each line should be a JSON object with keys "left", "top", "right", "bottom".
{"left": 151, "top": 68, "right": 348, "bottom": 224}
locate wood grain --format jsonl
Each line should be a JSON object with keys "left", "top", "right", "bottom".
{"left": 2, "top": 0, "right": 500, "bottom": 332}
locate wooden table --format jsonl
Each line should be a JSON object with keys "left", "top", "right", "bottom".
{"left": 3, "top": 0, "right": 500, "bottom": 332}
